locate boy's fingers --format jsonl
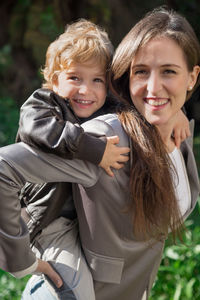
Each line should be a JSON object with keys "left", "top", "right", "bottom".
{"left": 117, "top": 155, "right": 129, "bottom": 163}
{"left": 117, "top": 147, "right": 130, "bottom": 155}
{"left": 104, "top": 163, "right": 125, "bottom": 176}
{"left": 104, "top": 167, "right": 114, "bottom": 177}
{"left": 173, "top": 128, "right": 181, "bottom": 148}
{"left": 180, "top": 132, "right": 187, "bottom": 141}
{"left": 114, "top": 163, "right": 124, "bottom": 170}
{"left": 181, "top": 127, "right": 191, "bottom": 140}
{"left": 106, "top": 135, "right": 120, "bottom": 145}
{"left": 174, "top": 126, "right": 191, "bottom": 148}
{"left": 185, "top": 127, "right": 191, "bottom": 137}
{"left": 174, "top": 135, "right": 181, "bottom": 148}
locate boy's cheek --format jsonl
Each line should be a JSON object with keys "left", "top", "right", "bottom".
{"left": 56, "top": 87, "right": 76, "bottom": 99}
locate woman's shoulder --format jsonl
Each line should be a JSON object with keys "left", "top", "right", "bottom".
{"left": 82, "top": 113, "right": 129, "bottom": 146}
{"left": 94, "top": 113, "right": 119, "bottom": 124}
{"left": 82, "top": 113, "right": 119, "bottom": 133}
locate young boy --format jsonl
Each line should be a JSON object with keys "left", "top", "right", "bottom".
{"left": 16, "top": 19, "right": 130, "bottom": 300}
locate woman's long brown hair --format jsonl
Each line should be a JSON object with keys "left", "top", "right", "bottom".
{"left": 118, "top": 105, "right": 182, "bottom": 240}
{"left": 110, "top": 7, "right": 200, "bottom": 241}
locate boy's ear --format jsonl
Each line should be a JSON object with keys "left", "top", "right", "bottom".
{"left": 52, "top": 75, "right": 58, "bottom": 92}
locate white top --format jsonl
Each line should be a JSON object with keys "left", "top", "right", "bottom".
{"left": 169, "top": 147, "right": 191, "bottom": 216}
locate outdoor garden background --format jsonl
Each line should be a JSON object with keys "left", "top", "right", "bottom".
{"left": 0, "top": 0, "right": 200, "bottom": 299}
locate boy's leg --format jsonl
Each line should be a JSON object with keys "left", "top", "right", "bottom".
{"left": 45, "top": 250, "right": 95, "bottom": 300}
{"left": 21, "top": 275, "right": 57, "bottom": 300}
{"left": 25, "top": 217, "right": 95, "bottom": 300}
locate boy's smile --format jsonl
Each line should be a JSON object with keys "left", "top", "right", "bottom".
{"left": 53, "top": 60, "right": 107, "bottom": 118}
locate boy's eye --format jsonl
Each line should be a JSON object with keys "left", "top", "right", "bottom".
{"left": 69, "top": 76, "right": 79, "bottom": 81}
{"left": 94, "top": 78, "right": 105, "bottom": 83}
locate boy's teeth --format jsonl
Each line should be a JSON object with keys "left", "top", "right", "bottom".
{"left": 147, "top": 99, "right": 168, "bottom": 106}
{"left": 76, "top": 99, "right": 92, "bottom": 104}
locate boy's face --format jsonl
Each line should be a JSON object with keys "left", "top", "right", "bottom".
{"left": 53, "top": 60, "right": 107, "bottom": 118}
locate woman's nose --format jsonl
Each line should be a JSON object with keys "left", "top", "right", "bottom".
{"left": 147, "top": 73, "right": 162, "bottom": 95}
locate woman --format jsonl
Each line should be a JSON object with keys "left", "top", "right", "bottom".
{"left": 0, "top": 7, "right": 199, "bottom": 300}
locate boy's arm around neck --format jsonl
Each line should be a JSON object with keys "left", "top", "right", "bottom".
{"left": 16, "top": 88, "right": 106, "bottom": 165}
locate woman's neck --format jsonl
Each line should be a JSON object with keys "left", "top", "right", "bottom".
{"left": 156, "top": 122, "right": 176, "bottom": 153}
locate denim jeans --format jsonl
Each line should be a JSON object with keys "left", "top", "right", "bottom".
{"left": 22, "top": 275, "right": 59, "bottom": 300}
{"left": 22, "top": 217, "right": 95, "bottom": 300}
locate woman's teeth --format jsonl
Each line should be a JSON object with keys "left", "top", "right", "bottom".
{"left": 146, "top": 99, "right": 168, "bottom": 106}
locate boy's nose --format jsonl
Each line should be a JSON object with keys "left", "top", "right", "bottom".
{"left": 79, "top": 83, "right": 89, "bottom": 94}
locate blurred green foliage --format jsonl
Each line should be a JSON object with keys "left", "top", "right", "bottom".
{"left": 0, "top": 97, "right": 19, "bottom": 146}
{"left": 150, "top": 199, "right": 200, "bottom": 300}
{"left": 1, "top": 0, "right": 200, "bottom": 111}
{"left": 0, "top": 45, "right": 12, "bottom": 73}
{"left": 0, "top": 270, "right": 29, "bottom": 300}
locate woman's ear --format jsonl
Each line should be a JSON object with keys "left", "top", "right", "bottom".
{"left": 188, "top": 65, "right": 200, "bottom": 90}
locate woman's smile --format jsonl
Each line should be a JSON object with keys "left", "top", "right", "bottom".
{"left": 144, "top": 97, "right": 169, "bottom": 110}
{"left": 129, "top": 36, "right": 198, "bottom": 127}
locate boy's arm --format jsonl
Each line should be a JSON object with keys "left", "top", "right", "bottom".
{"left": 17, "top": 88, "right": 106, "bottom": 165}
{"left": 17, "top": 88, "right": 130, "bottom": 174}
{"left": 173, "top": 109, "right": 191, "bottom": 148}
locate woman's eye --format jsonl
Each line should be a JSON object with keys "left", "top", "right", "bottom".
{"left": 163, "top": 69, "right": 176, "bottom": 74}
{"left": 134, "top": 70, "right": 147, "bottom": 75}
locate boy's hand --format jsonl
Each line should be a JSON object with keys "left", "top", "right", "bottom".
{"left": 99, "top": 136, "right": 130, "bottom": 177}
{"left": 36, "top": 259, "right": 63, "bottom": 288}
{"left": 173, "top": 110, "right": 191, "bottom": 148}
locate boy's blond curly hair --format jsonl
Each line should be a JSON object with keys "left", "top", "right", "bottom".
{"left": 42, "top": 19, "right": 113, "bottom": 89}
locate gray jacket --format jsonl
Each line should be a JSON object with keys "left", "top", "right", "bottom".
{"left": 0, "top": 114, "right": 199, "bottom": 300}
{"left": 16, "top": 88, "right": 118, "bottom": 242}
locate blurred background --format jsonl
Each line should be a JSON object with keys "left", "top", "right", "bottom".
{"left": 0, "top": 0, "right": 199, "bottom": 299}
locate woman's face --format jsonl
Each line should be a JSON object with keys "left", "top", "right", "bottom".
{"left": 129, "top": 36, "right": 199, "bottom": 126}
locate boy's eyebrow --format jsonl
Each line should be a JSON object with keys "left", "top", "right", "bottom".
{"left": 94, "top": 73, "right": 106, "bottom": 77}
{"left": 65, "top": 70, "right": 78, "bottom": 74}
{"left": 65, "top": 69, "right": 106, "bottom": 77}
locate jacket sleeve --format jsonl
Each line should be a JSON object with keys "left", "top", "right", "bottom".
{"left": 0, "top": 116, "right": 117, "bottom": 274}
{"left": 16, "top": 88, "right": 106, "bottom": 165}
{"left": 180, "top": 120, "right": 200, "bottom": 207}
{"left": 0, "top": 142, "right": 100, "bottom": 274}
{"left": 0, "top": 158, "right": 37, "bottom": 274}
